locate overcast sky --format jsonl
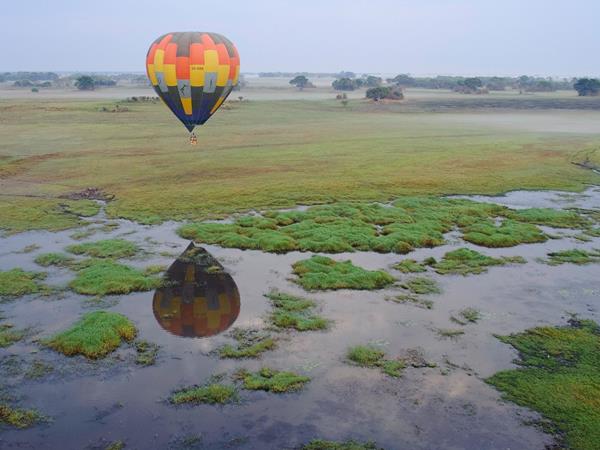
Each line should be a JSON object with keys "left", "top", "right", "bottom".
{"left": 1, "top": 0, "right": 598, "bottom": 77}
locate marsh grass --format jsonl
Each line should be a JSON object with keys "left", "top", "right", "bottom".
{"left": 436, "top": 328, "right": 465, "bottom": 338}
{"left": 462, "top": 219, "right": 547, "bottom": 247}
{"left": 300, "top": 440, "right": 381, "bottom": 450}
{"left": 0, "top": 404, "right": 44, "bottom": 429}
{"left": 487, "top": 319, "right": 600, "bottom": 450}
{"left": 0, "top": 268, "right": 48, "bottom": 298}
{"left": 0, "top": 323, "right": 26, "bottom": 348}
{"left": 401, "top": 277, "right": 440, "bottom": 295}
{"left": 217, "top": 328, "right": 276, "bottom": 359}
{"left": 66, "top": 239, "right": 139, "bottom": 259}
{"left": 235, "top": 367, "right": 310, "bottom": 393}
{"left": 451, "top": 308, "right": 481, "bottom": 325}
{"left": 34, "top": 252, "right": 75, "bottom": 268}
{"left": 44, "top": 310, "right": 136, "bottom": 359}
{"left": 346, "top": 345, "right": 405, "bottom": 377}
{"left": 292, "top": 256, "right": 394, "bottom": 291}
{"left": 385, "top": 293, "right": 434, "bottom": 309}
{"left": 135, "top": 340, "right": 160, "bottom": 366}
{"left": 542, "top": 248, "right": 600, "bottom": 266}
{"left": 393, "top": 259, "right": 428, "bottom": 273}
{"left": 433, "top": 248, "right": 526, "bottom": 275}
{"left": 68, "top": 259, "right": 161, "bottom": 296}
{"left": 170, "top": 382, "right": 238, "bottom": 405}
{"left": 266, "top": 291, "right": 329, "bottom": 331}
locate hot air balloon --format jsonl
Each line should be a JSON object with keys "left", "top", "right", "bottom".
{"left": 146, "top": 32, "right": 240, "bottom": 142}
{"left": 152, "top": 242, "right": 240, "bottom": 338}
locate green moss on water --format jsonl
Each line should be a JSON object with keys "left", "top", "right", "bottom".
{"left": 44, "top": 311, "right": 136, "bottom": 359}
{"left": 135, "top": 340, "right": 160, "bottom": 366}
{"left": 393, "top": 259, "right": 427, "bottom": 273}
{"left": 236, "top": 367, "right": 310, "bottom": 393}
{"left": 143, "top": 265, "right": 166, "bottom": 275}
{"left": 69, "top": 259, "right": 161, "bottom": 296}
{"left": 34, "top": 252, "right": 75, "bottom": 268}
{"left": 69, "top": 229, "right": 97, "bottom": 240}
{"left": 346, "top": 345, "right": 405, "bottom": 378}
{"left": 401, "top": 277, "right": 440, "bottom": 295}
{"left": 265, "top": 291, "right": 329, "bottom": 331}
{"left": 66, "top": 239, "right": 139, "bottom": 259}
{"left": 105, "top": 441, "right": 125, "bottom": 450}
{"left": 433, "top": 248, "right": 526, "bottom": 275}
{"left": 451, "top": 307, "right": 481, "bottom": 325}
{"left": 436, "top": 328, "right": 465, "bottom": 338}
{"left": 0, "top": 404, "right": 44, "bottom": 429}
{"left": 300, "top": 440, "right": 381, "bottom": 450}
{"left": 385, "top": 293, "right": 434, "bottom": 309}
{"left": 170, "top": 383, "right": 237, "bottom": 405}
{"left": 292, "top": 256, "right": 394, "bottom": 291}
{"left": 24, "top": 360, "right": 54, "bottom": 379}
{"left": 487, "top": 319, "right": 600, "bottom": 450}
{"left": 0, "top": 269, "right": 47, "bottom": 298}
{"left": 217, "top": 328, "right": 276, "bottom": 359}
{"left": 0, "top": 323, "right": 26, "bottom": 348}
{"left": 542, "top": 248, "right": 600, "bottom": 266}
{"left": 462, "top": 219, "right": 547, "bottom": 248}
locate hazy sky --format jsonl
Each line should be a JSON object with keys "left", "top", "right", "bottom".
{"left": 1, "top": 0, "right": 598, "bottom": 77}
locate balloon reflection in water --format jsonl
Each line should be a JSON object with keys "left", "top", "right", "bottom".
{"left": 152, "top": 242, "right": 240, "bottom": 337}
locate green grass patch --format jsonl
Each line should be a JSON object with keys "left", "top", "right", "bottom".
{"left": 34, "top": 252, "right": 75, "bottom": 267}
{"left": 542, "top": 248, "right": 600, "bottom": 266}
{"left": 451, "top": 307, "right": 481, "bottom": 325}
{"left": 400, "top": 277, "right": 440, "bottom": 295}
{"left": 436, "top": 328, "right": 465, "bottom": 338}
{"left": 487, "top": 318, "right": 600, "bottom": 450}
{"left": 265, "top": 291, "right": 329, "bottom": 331}
{"left": 170, "top": 383, "right": 238, "bottom": 405}
{"left": 0, "top": 323, "right": 26, "bottom": 348}
{"left": 135, "top": 340, "right": 160, "bottom": 366}
{"left": 462, "top": 219, "right": 547, "bottom": 247}
{"left": 346, "top": 345, "right": 405, "bottom": 377}
{"left": 300, "top": 440, "right": 381, "bottom": 450}
{"left": 44, "top": 310, "right": 136, "bottom": 359}
{"left": 0, "top": 404, "right": 44, "bottom": 429}
{"left": 217, "top": 328, "right": 276, "bottom": 359}
{"left": 292, "top": 256, "right": 394, "bottom": 291}
{"left": 507, "top": 208, "right": 589, "bottom": 228}
{"left": 392, "top": 259, "right": 428, "bottom": 273}
{"left": 66, "top": 238, "right": 139, "bottom": 259}
{"left": 0, "top": 268, "right": 47, "bottom": 298}
{"left": 69, "top": 228, "right": 97, "bottom": 240}
{"left": 68, "top": 259, "right": 161, "bottom": 296}
{"left": 236, "top": 367, "right": 310, "bottom": 393}
{"left": 62, "top": 200, "right": 101, "bottom": 217}
{"left": 385, "top": 293, "right": 434, "bottom": 309}
{"left": 432, "top": 248, "right": 526, "bottom": 275}
{"left": 143, "top": 264, "right": 166, "bottom": 275}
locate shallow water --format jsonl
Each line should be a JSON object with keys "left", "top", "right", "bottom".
{"left": 0, "top": 188, "right": 599, "bottom": 449}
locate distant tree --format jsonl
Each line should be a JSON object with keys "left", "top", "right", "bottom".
{"left": 31, "top": 87, "right": 39, "bottom": 93}
{"left": 366, "top": 86, "right": 390, "bottom": 100}
{"left": 464, "top": 77, "right": 483, "bottom": 91}
{"left": 363, "top": 75, "right": 382, "bottom": 87}
{"left": 574, "top": 78, "right": 600, "bottom": 96}
{"left": 366, "top": 86, "right": 403, "bottom": 101}
{"left": 336, "top": 71, "right": 355, "bottom": 79}
{"left": 389, "top": 74, "right": 415, "bottom": 87}
{"left": 332, "top": 77, "right": 358, "bottom": 91}
{"left": 75, "top": 75, "right": 95, "bottom": 91}
{"left": 289, "top": 75, "right": 310, "bottom": 90}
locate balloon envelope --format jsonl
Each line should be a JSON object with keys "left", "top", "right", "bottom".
{"left": 146, "top": 32, "right": 240, "bottom": 132}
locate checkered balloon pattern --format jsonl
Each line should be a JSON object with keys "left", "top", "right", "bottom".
{"left": 146, "top": 32, "right": 240, "bottom": 132}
